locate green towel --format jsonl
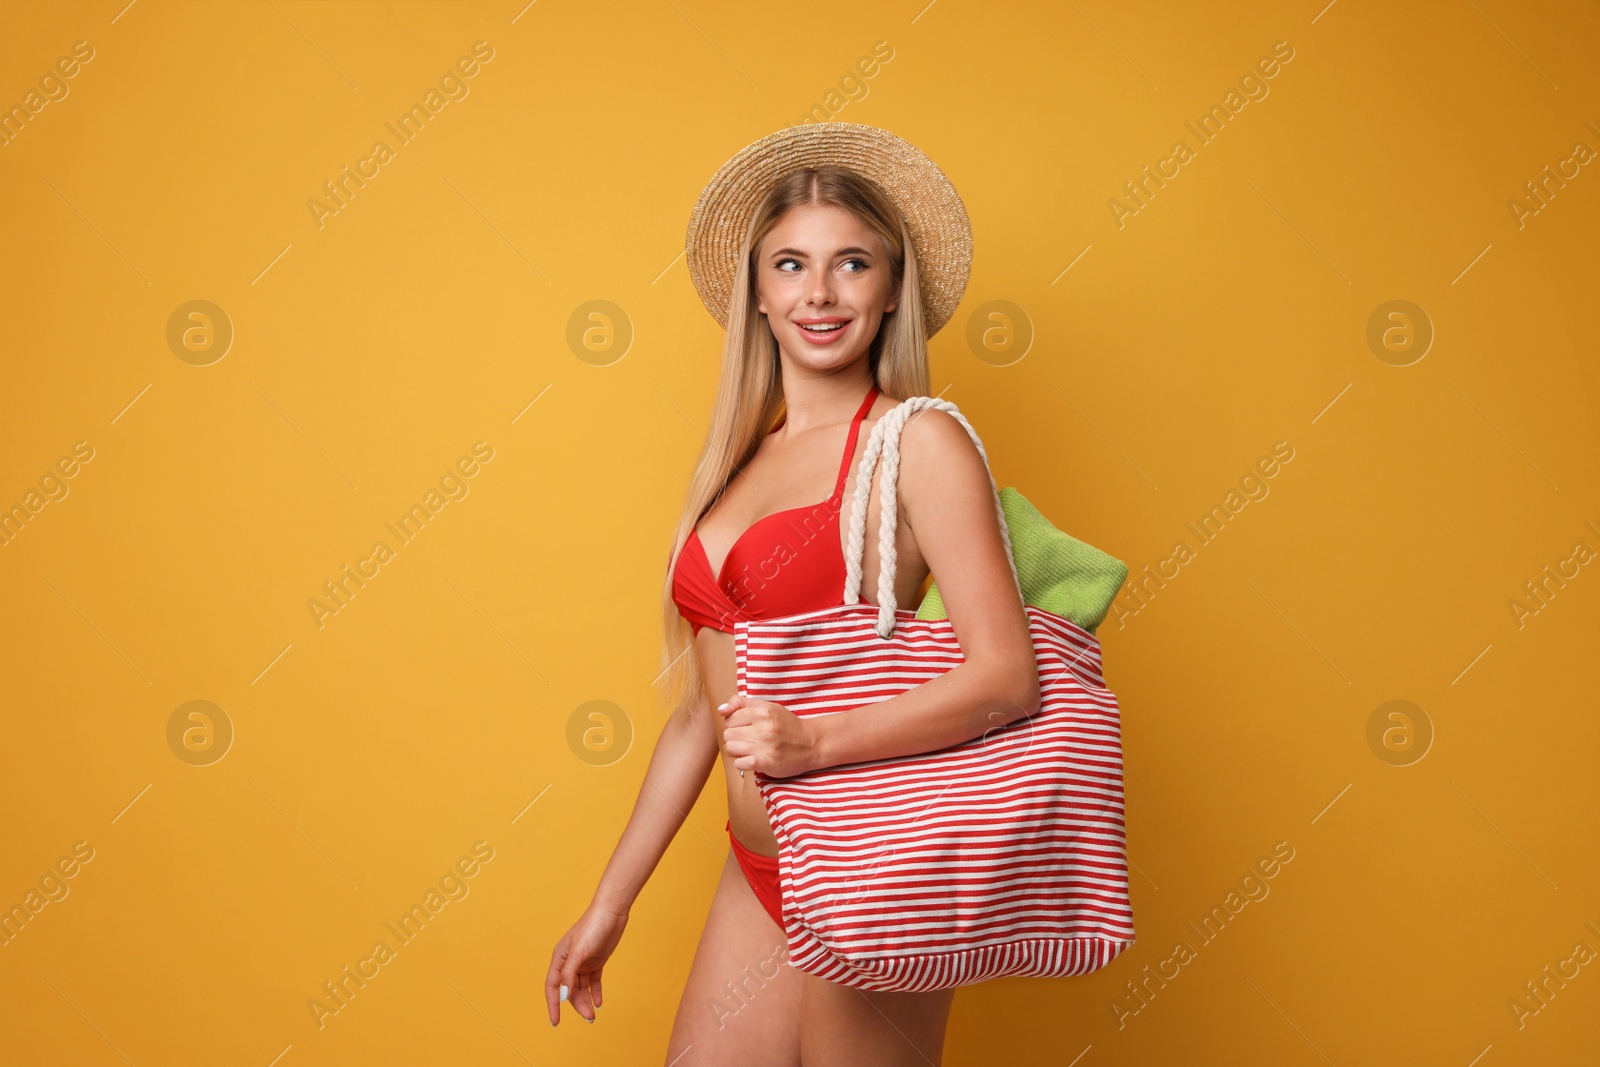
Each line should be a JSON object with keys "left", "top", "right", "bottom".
{"left": 914, "top": 487, "right": 1128, "bottom": 634}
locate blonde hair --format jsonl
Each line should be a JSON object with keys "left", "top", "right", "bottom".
{"left": 657, "top": 166, "right": 933, "bottom": 715}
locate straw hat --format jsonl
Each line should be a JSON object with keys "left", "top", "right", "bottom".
{"left": 685, "top": 122, "right": 973, "bottom": 338}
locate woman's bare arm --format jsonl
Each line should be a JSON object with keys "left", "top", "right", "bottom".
{"left": 720, "top": 408, "right": 1039, "bottom": 776}
{"left": 815, "top": 408, "right": 1038, "bottom": 766}
{"left": 591, "top": 690, "right": 719, "bottom": 913}
{"left": 546, "top": 688, "right": 719, "bottom": 1023}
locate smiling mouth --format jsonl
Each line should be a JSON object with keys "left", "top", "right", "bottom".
{"left": 797, "top": 322, "right": 849, "bottom": 334}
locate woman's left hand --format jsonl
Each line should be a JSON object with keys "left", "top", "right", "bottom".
{"left": 717, "top": 696, "right": 821, "bottom": 779}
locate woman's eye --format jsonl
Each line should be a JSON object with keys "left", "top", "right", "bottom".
{"left": 774, "top": 257, "right": 868, "bottom": 273}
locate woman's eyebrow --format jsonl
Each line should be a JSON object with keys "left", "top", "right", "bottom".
{"left": 768, "top": 246, "right": 877, "bottom": 258}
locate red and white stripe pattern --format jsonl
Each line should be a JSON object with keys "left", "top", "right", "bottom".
{"left": 738, "top": 600, "right": 1136, "bottom": 992}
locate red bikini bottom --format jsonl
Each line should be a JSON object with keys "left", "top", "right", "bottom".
{"left": 725, "top": 819, "right": 783, "bottom": 928}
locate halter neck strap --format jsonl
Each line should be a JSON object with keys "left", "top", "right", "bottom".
{"left": 832, "top": 384, "right": 880, "bottom": 497}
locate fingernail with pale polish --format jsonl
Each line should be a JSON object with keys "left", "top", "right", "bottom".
{"left": 559, "top": 984, "right": 569, "bottom": 1002}
{"left": 717, "top": 702, "right": 729, "bottom": 711}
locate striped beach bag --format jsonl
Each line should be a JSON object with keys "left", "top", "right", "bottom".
{"left": 737, "top": 396, "right": 1136, "bottom": 992}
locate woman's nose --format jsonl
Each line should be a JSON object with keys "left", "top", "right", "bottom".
{"left": 806, "top": 272, "right": 835, "bottom": 306}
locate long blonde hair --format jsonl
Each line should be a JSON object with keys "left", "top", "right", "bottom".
{"left": 657, "top": 166, "right": 933, "bottom": 715}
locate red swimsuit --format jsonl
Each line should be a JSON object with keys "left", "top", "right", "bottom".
{"left": 672, "top": 383, "right": 879, "bottom": 638}
{"left": 671, "top": 383, "right": 880, "bottom": 927}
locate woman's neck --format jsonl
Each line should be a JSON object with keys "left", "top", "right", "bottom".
{"left": 775, "top": 370, "right": 874, "bottom": 435}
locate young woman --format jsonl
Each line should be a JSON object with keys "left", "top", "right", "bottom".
{"left": 545, "top": 126, "right": 1039, "bottom": 1066}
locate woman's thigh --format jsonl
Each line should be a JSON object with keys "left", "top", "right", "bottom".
{"left": 665, "top": 853, "right": 803, "bottom": 1066}
{"left": 799, "top": 973, "right": 955, "bottom": 1067}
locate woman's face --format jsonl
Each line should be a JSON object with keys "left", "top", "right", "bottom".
{"left": 754, "top": 203, "right": 900, "bottom": 372}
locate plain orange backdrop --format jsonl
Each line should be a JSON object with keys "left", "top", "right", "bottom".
{"left": 1, "top": 1, "right": 1596, "bottom": 1064}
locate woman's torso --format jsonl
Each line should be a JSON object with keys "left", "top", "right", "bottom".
{"left": 688, "top": 394, "right": 931, "bottom": 856}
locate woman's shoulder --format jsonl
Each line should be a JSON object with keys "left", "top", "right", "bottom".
{"left": 885, "top": 402, "right": 989, "bottom": 503}
{"left": 898, "top": 402, "right": 977, "bottom": 459}
{"left": 890, "top": 403, "right": 994, "bottom": 529}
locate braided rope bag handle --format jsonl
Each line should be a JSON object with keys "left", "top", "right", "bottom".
{"left": 842, "top": 397, "right": 1021, "bottom": 638}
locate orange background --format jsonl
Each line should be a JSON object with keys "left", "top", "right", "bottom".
{"left": 2, "top": 1, "right": 1597, "bottom": 1064}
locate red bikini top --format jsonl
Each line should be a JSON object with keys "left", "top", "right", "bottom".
{"left": 672, "top": 384, "right": 880, "bottom": 636}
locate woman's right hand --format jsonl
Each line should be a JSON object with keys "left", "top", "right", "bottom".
{"left": 545, "top": 900, "right": 629, "bottom": 1025}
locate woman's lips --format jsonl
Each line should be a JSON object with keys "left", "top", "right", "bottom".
{"left": 795, "top": 319, "right": 851, "bottom": 345}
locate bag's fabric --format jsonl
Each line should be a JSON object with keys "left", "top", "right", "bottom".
{"left": 738, "top": 396, "right": 1135, "bottom": 992}
{"left": 915, "top": 487, "right": 1127, "bottom": 635}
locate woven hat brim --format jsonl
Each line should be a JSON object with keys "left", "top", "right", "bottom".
{"left": 685, "top": 122, "right": 973, "bottom": 338}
